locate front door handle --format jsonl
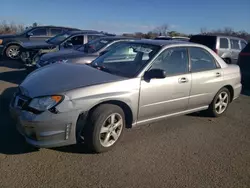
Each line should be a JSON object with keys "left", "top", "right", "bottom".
{"left": 178, "top": 77, "right": 188, "bottom": 83}
{"left": 215, "top": 72, "right": 221, "bottom": 77}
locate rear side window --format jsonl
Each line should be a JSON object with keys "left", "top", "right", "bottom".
{"left": 51, "top": 28, "right": 63, "bottom": 36}
{"left": 240, "top": 41, "right": 247, "bottom": 49}
{"left": 189, "top": 47, "right": 217, "bottom": 72}
{"left": 230, "top": 39, "right": 240, "bottom": 50}
{"left": 190, "top": 35, "right": 216, "bottom": 49}
{"left": 31, "top": 28, "right": 47, "bottom": 36}
{"left": 68, "top": 35, "right": 84, "bottom": 45}
{"left": 219, "top": 38, "right": 229, "bottom": 49}
{"left": 87, "top": 35, "right": 101, "bottom": 42}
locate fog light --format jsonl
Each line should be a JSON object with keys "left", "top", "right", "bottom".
{"left": 65, "top": 123, "right": 72, "bottom": 140}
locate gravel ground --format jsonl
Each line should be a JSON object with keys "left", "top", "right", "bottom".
{"left": 0, "top": 60, "right": 250, "bottom": 188}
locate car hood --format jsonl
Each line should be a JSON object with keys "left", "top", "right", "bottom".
{"left": 40, "top": 49, "right": 85, "bottom": 62}
{"left": 21, "top": 41, "right": 55, "bottom": 49}
{"left": 20, "top": 63, "right": 125, "bottom": 98}
{"left": 0, "top": 34, "right": 19, "bottom": 39}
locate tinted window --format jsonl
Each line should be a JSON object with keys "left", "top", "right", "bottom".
{"left": 68, "top": 35, "right": 84, "bottom": 45}
{"left": 230, "top": 39, "right": 240, "bottom": 50}
{"left": 105, "top": 42, "right": 124, "bottom": 51}
{"left": 31, "top": 28, "right": 47, "bottom": 36}
{"left": 51, "top": 28, "right": 63, "bottom": 35}
{"left": 151, "top": 47, "right": 189, "bottom": 75}
{"left": 240, "top": 41, "right": 247, "bottom": 49}
{"left": 84, "top": 38, "right": 114, "bottom": 53}
{"left": 189, "top": 47, "right": 217, "bottom": 72}
{"left": 87, "top": 35, "right": 101, "bottom": 42}
{"left": 220, "top": 38, "right": 229, "bottom": 48}
{"left": 190, "top": 35, "right": 216, "bottom": 49}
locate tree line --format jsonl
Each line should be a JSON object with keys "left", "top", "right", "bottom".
{"left": 0, "top": 21, "right": 249, "bottom": 42}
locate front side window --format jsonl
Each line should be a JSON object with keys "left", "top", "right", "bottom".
{"left": 87, "top": 35, "right": 101, "bottom": 42}
{"left": 84, "top": 38, "right": 114, "bottom": 53}
{"left": 91, "top": 43, "right": 160, "bottom": 77}
{"left": 189, "top": 47, "right": 217, "bottom": 72}
{"left": 47, "top": 33, "right": 70, "bottom": 44}
{"left": 68, "top": 35, "right": 84, "bottom": 45}
{"left": 31, "top": 28, "right": 47, "bottom": 36}
{"left": 150, "top": 47, "right": 189, "bottom": 76}
{"left": 220, "top": 38, "right": 229, "bottom": 49}
{"left": 230, "top": 39, "right": 240, "bottom": 50}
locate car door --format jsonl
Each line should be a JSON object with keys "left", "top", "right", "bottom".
{"left": 28, "top": 28, "right": 49, "bottom": 41}
{"left": 230, "top": 39, "right": 241, "bottom": 64}
{"left": 188, "top": 47, "right": 224, "bottom": 110}
{"left": 138, "top": 47, "right": 191, "bottom": 123}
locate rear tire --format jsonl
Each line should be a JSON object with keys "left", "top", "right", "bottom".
{"left": 207, "top": 87, "right": 231, "bottom": 117}
{"left": 5, "top": 44, "right": 21, "bottom": 59}
{"left": 84, "top": 104, "right": 125, "bottom": 153}
{"left": 224, "top": 58, "right": 231, "bottom": 64}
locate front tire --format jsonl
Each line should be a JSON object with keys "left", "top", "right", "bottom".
{"left": 5, "top": 44, "right": 21, "bottom": 59}
{"left": 207, "top": 88, "right": 231, "bottom": 117}
{"left": 84, "top": 104, "right": 125, "bottom": 153}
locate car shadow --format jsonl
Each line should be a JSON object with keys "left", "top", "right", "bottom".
{"left": 51, "top": 144, "right": 96, "bottom": 154}
{"left": 0, "top": 58, "right": 24, "bottom": 69}
{"left": 241, "top": 88, "right": 250, "bottom": 96}
{"left": 0, "top": 70, "right": 28, "bottom": 85}
{"left": 0, "top": 87, "right": 38, "bottom": 155}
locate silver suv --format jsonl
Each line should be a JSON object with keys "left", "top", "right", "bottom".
{"left": 10, "top": 40, "right": 242, "bottom": 153}
{"left": 190, "top": 35, "right": 247, "bottom": 64}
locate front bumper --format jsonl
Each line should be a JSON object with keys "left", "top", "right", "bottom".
{"left": 9, "top": 99, "right": 82, "bottom": 148}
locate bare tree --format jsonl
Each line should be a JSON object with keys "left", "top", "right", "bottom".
{"left": 200, "top": 27, "right": 207, "bottom": 34}
{"left": 154, "top": 24, "right": 169, "bottom": 36}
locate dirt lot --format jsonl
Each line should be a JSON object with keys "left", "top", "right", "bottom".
{"left": 0, "top": 60, "right": 250, "bottom": 188}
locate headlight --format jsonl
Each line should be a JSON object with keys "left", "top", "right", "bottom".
{"left": 28, "top": 95, "right": 63, "bottom": 111}
{"left": 0, "top": 39, "right": 3, "bottom": 45}
{"left": 54, "top": 59, "right": 68, "bottom": 64}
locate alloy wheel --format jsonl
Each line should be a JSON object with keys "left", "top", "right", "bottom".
{"left": 215, "top": 91, "right": 229, "bottom": 114}
{"left": 99, "top": 113, "right": 123, "bottom": 147}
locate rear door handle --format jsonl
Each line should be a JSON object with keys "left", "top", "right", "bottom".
{"left": 178, "top": 77, "right": 188, "bottom": 83}
{"left": 215, "top": 72, "right": 221, "bottom": 77}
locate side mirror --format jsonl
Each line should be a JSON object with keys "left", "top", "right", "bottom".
{"left": 144, "top": 69, "right": 166, "bottom": 80}
{"left": 100, "top": 50, "right": 109, "bottom": 56}
{"left": 64, "top": 41, "right": 73, "bottom": 48}
{"left": 27, "top": 32, "right": 33, "bottom": 37}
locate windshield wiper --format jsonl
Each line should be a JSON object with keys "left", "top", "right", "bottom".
{"left": 88, "top": 64, "right": 112, "bottom": 73}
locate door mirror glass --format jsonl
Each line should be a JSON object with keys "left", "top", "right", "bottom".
{"left": 144, "top": 69, "right": 166, "bottom": 80}
{"left": 64, "top": 41, "right": 73, "bottom": 48}
{"left": 27, "top": 32, "right": 33, "bottom": 37}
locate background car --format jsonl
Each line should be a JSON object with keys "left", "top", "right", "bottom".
{"left": 237, "top": 43, "right": 250, "bottom": 88}
{"left": 35, "top": 36, "right": 137, "bottom": 68}
{"left": 0, "top": 26, "right": 80, "bottom": 59}
{"left": 154, "top": 36, "right": 190, "bottom": 41}
{"left": 190, "top": 34, "right": 247, "bottom": 64}
{"left": 10, "top": 40, "right": 242, "bottom": 153}
{"left": 20, "top": 30, "right": 105, "bottom": 66}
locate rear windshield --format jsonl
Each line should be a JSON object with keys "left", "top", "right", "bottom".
{"left": 190, "top": 35, "right": 216, "bottom": 49}
{"left": 242, "top": 43, "right": 250, "bottom": 52}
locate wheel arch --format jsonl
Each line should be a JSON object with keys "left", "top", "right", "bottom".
{"left": 223, "top": 85, "right": 234, "bottom": 102}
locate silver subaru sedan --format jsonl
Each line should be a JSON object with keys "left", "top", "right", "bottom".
{"left": 10, "top": 40, "right": 242, "bottom": 153}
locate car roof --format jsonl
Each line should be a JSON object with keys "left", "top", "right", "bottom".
{"left": 32, "top": 26, "right": 81, "bottom": 30}
{"left": 191, "top": 34, "right": 246, "bottom": 41}
{"left": 130, "top": 39, "right": 192, "bottom": 46}
{"left": 95, "top": 36, "right": 137, "bottom": 41}
{"left": 65, "top": 30, "right": 101, "bottom": 35}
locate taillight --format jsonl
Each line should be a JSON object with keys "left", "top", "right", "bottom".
{"left": 240, "top": 52, "right": 250, "bottom": 56}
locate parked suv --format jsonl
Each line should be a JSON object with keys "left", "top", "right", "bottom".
{"left": 0, "top": 26, "right": 80, "bottom": 59}
{"left": 190, "top": 35, "right": 247, "bottom": 64}
{"left": 237, "top": 43, "right": 250, "bottom": 87}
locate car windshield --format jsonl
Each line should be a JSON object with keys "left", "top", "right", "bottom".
{"left": 91, "top": 42, "right": 161, "bottom": 78}
{"left": 47, "top": 33, "right": 70, "bottom": 44}
{"left": 83, "top": 38, "right": 114, "bottom": 53}
{"left": 16, "top": 27, "right": 33, "bottom": 35}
